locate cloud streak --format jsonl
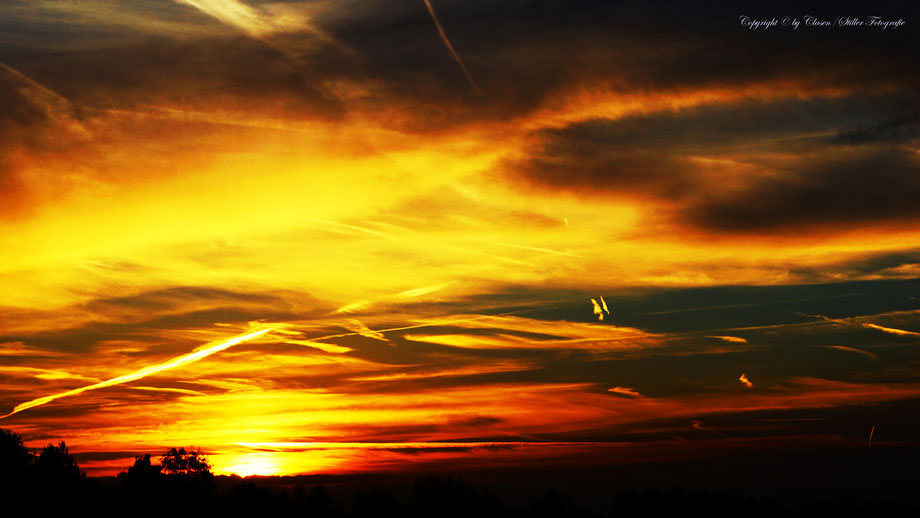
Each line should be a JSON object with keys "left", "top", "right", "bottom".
{"left": 795, "top": 312, "right": 920, "bottom": 337}
{"left": 862, "top": 323, "right": 920, "bottom": 337}
{"left": 608, "top": 386, "right": 642, "bottom": 398}
{"left": 739, "top": 374, "right": 752, "bottom": 389}
{"left": 172, "top": 0, "right": 311, "bottom": 38}
{"left": 824, "top": 345, "right": 878, "bottom": 360}
{"left": 1, "top": 327, "right": 272, "bottom": 419}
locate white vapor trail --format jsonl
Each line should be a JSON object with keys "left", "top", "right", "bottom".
{"left": 0, "top": 328, "right": 272, "bottom": 419}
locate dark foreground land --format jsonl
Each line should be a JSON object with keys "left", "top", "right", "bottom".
{"left": 3, "top": 429, "right": 919, "bottom": 517}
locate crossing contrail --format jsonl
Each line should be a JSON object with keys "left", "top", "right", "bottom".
{"left": 0, "top": 328, "right": 272, "bottom": 419}
{"left": 423, "top": 0, "right": 480, "bottom": 94}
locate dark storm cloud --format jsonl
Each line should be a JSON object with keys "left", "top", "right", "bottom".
{"left": 327, "top": 0, "right": 919, "bottom": 96}
{"left": 790, "top": 248, "right": 920, "bottom": 282}
{"left": 1, "top": 1, "right": 916, "bottom": 133}
{"left": 834, "top": 106, "right": 920, "bottom": 145}
{"left": 0, "top": 63, "right": 65, "bottom": 152}
{"left": 506, "top": 88, "right": 920, "bottom": 232}
{"left": 509, "top": 95, "right": 883, "bottom": 197}
{"left": 687, "top": 148, "right": 920, "bottom": 231}
{"left": 0, "top": 60, "right": 92, "bottom": 219}
{"left": 0, "top": 78, "right": 50, "bottom": 128}
{"left": 843, "top": 248, "right": 920, "bottom": 275}
{"left": 3, "top": 36, "right": 347, "bottom": 120}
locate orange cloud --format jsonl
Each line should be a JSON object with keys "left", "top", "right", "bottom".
{"left": 709, "top": 336, "right": 748, "bottom": 344}
{"left": 608, "top": 386, "right": 643, "bottom": 398}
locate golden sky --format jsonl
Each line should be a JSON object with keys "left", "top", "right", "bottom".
{"left": 1, "top": 1, "right": 919, "bottom": 476}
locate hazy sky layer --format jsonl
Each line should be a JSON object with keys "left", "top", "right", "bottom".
{"left": 1, "top": 0, "right": 919, "bottom": 475}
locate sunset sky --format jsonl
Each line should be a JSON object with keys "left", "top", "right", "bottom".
{"left": 1, "top": 1, "right": 919, "bottom": 477}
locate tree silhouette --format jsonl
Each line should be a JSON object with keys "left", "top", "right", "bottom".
{"left": 0, "top": 428, "right": 32, "bottom": 487}
{"left": 153, "top": 447, "right": 215, "bottom": 508}
{"left": 129, "top": 453, "right": 162, "bottom": 477}
{"left": 118, "top": 453, "right": 163, "bottom": 493}
{"left": 159, "top": 447, "right": 212, "bottom": 477}
{"left": 33, "top": 440, "right": 83, "bottom": 483}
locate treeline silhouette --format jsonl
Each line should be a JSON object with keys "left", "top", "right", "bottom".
{"left": 1, "top": 428, "right": 916, "bottom": 517}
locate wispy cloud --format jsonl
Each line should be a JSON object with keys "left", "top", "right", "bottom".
{"left": 795, "top": 311, "right": 920, "bottom": 337}
{"left": 128, "top": 386, "right": 207, "bottom": 396}
{"left": 333, "top": 282, "right": 454, "bottom": 315}
{"left": 739, "top": 373, "right": 753, "bottom": 388}
{"left": 344, "top": 319, "right": 389, "bottom": 343}
{"left": 0, "top": 366, "right": 97, "bottom": 381}
{"left": 708, "top": 335, "right": 748, "bottom": 344}
{"left": 349, "top": 361, "right": 532, "bottom": 382}
{"left": 608, "top": 386, "right": 643, "bottom": 398}
{"left": 172, "top": 0, "right": 315, "bottom": 38}
{"left": 334, "top": 300, "right": 370, "bottom": 314}
{"left": 1, "top": 327, "right": 272, "bottom": 419}
{"left": 861, "top": 323, "right": 920, "bottom": 336}
{"left": 0, "top": 61, "right": 88, "bottom": 136}
{"left": 398, "top": 281, "right": 455, "bottom": 298}
{"left": 824, "top": 345, "right": 878, "bottom": 360}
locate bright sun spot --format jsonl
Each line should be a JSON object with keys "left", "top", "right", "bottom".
{"left": 216, "top": 452, "right": 283, "bottom": 477}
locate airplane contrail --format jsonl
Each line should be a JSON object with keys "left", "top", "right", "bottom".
{"left": 824, "top": 345, "right": 877, "bottom": 360}
{"left": 0, "top": 61, "right": 71, "bottom": 105}
{"left": 0, "top": 61, "right": 88, "bottom": 136}
{"left": 0, "top": 328, "right": 272, "bottom": 419}
{"left": 793, "top": 311, "right": 920, "bottom": 336}
{"left": 862, "top": 323, "right": 920, "bottom": 336}
{"left": 422, "top": 0, "right": 480, "bottom": 94}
